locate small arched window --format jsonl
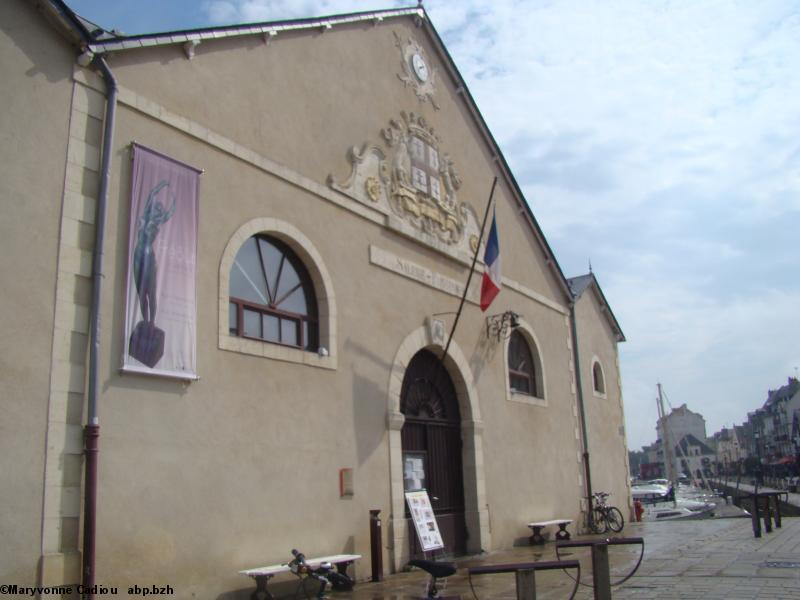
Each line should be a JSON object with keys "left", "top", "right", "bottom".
{"left": 508, "top": 330, "right": 541, "bottom": 397}
{"left": 592, "top": 361, "right": 605, "bottom": 395}
{"left": 228, "top": 234, "right": 318, "bottom": 351}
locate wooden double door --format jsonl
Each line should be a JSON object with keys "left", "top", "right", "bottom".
{"left": 401, "top": 350, "right": 467, "bottom": 558}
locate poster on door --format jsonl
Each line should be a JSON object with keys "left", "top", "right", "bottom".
{"left": 405, "top": 489, "right": 444, "bottom": 551}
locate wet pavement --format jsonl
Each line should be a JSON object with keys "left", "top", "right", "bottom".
{"left": 339, "top": 514, "right": 800, "bottom": 599}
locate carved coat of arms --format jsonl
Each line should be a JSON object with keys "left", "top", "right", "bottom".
{"left": 328, "top": 112, "right": 481, "bottom": 257}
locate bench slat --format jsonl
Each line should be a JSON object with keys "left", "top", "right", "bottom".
{"left": 527, "top": 519, "right": 572, "bottom": 527}
{"left": 470, "top": 559, "right": 579, "bottom": 575}
{"left": 240, "top": 554, "right": 361, "bottom": 577}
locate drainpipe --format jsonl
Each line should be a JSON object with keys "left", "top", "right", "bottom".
{"left": 569, "top": 303, "right": 594, "bottom": 522}
{"left": 82, "top": 54, "right": 117, "bottom": 599}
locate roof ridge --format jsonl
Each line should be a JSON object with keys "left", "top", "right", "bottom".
{"left": 84, "top": 7, "right": 424, "bottom": 52}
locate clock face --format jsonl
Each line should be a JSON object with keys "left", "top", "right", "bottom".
{"left": 412, "top": 53, "right": 429, "bottom": 82}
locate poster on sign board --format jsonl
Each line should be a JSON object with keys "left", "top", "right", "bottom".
{"left": 404, "top": 489, "right": 443, "bottom": 551}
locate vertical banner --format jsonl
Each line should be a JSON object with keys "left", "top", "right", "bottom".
{"left": 122, "top": 144, "right": 200, "bottom": 379}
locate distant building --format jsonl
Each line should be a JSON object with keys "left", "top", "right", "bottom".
{"left": 657, "top": 403, "right": 707, "bottom": 446}
{"left": 760, "top": 377, "right": 800, "bottom": 463}
{"left": 656, "top": 403, "right": 708, "bottom": 479}
{"left": 711, "top": 427, "right": 743, "bottom": 474}
{"left": 675, "top": 434, "right": 715, "bottom": 480}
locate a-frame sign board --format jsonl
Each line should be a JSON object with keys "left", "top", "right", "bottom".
{"left": 405, "top": 489, "right": 444, "bottom": 551}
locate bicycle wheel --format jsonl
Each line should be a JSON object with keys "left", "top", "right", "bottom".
{"left": 606, "top": 506, "right": 625, "bottom": 533}
{"left": 590, "top": 507, "right": 607, "bottom": 533}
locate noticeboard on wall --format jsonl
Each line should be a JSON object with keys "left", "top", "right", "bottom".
{"left": 404, "top": 489, "right": 444, "bottom": 551}
{"left": 403, "top": 451, "right": 427, "bottom": 492}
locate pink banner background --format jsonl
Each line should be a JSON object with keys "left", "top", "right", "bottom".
{"left": 122, "top": 144, "right": 200, "bottom": 379}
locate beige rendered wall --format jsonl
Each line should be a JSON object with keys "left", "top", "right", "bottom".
{"left": 574, "top": 288, "right": 632, "bottom": 517}
{"left": 59, "top": 16, "right": 587, "bottom": 596}
{"left": 0, "top": 0, "right": 78, "bottom": 588}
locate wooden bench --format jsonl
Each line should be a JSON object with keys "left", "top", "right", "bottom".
{"left": 240, "top": 553, "right": 360, "bottom": 600}
{"left": 469, "top": 559, "right": 580, "bottom": 599}
{"left": 527, "top": 519, "right": 572, "bottom": 545}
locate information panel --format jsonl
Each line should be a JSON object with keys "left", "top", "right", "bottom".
{"left": 404, "top": 490, "right": 444, "bottom": 551}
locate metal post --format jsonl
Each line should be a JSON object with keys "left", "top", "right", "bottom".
{"left": 591, "top": 542, "right": 612, "bottom": 600}
{"left": 751, "top": 493, "right": 761, "bottom": 538}
{"left": 763, "top": 496, "right": 772, "bottom": 533}
{"left": 515, "top": 568, "right": 536, "bottom": 600}
{"left": 82, "top": 424, "right": 100, "bottom": 595}
{"left": 369, "top": 509, "right": 383, "bottom": 582}
{"left": 773, "top": 495, "right": 782, "bottom": 528}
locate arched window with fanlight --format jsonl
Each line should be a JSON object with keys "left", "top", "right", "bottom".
{"left": 508, "top": 329, "right": 542, "bottom": 398}
{"left": 228, "top": 234, "right": 318, "bottom": 351}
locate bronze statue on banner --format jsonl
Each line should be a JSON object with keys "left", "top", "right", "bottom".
{"left": 128, "top": 179, "right": 176, "bottom": 367}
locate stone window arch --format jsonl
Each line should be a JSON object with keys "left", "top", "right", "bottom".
{"left": 219, "top": 218, "right": 336, "bottom": 369}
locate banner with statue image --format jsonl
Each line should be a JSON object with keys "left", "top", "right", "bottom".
{"left": 122, "top": 143, "right": 200, "bottom": 380}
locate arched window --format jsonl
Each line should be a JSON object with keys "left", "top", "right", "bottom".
{"left": 508, "top": 330, "right": 541, "bottom": 398}
{"left": 592, "top": 360, "right": 605, "bottom": 395}
{"left": 228, "top": 234, "right": 318, "bottom": 351}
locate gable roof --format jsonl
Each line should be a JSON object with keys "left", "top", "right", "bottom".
{"left": 763, "top": 377, "right": 800, "bottom": 409}
{"left": 42, "top": 0, "right": 576, "bottom": 305}
{"left": 676, "top": 433, "right": 714, "bottom": 456}
{"left": 567, "top": 273, "right": 625, "bottom": 342}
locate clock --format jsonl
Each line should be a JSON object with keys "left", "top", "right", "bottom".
{"left": 411, "top": 53, "right": 429, "bottom": 82}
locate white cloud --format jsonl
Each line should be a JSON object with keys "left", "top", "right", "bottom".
{"left": 203, "top": 0, "right": 404, "bottom": 24}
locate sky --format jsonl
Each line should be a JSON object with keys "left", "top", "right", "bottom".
{"left": 65, "top": 0, "right": 800, "bottom": 451}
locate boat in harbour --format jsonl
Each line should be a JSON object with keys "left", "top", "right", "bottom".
{"left": 632, "top": 481, "right": 717, "bottom": 521}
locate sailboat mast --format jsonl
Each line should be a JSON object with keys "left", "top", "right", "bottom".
{"left": 657, "top": 383, "right": 678, "bottom": 505}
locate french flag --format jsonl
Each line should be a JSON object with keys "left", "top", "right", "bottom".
{"left": 480, "top": 208, "right": 501, "bottom": 311}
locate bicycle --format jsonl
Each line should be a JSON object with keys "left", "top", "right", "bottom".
{"left": 288, "top": 549, "right": 354, "bottom": 599}
{"left": 588, "top": 491, "right": 624, "bottom": 534}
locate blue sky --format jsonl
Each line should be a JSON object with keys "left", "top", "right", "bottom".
{"left": 66, "top": 0, "right": 800, "bottom": 451}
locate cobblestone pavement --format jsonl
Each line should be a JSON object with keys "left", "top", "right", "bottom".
{"left": 337, "top": 516, "right": 800, "bottom": 599}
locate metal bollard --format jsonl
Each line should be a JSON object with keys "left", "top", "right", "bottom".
{"left": 369, "top": 509, "right": 383, "bottom": 581}
{"left": 763, "top": 497, "right": 772, "bottom": 533}
{"left": 773, "top": 495, "right": 782, "bottom": 528}
{"left": 752, "top": 494, "right": 761, "bottom": 538}
{"left": 515, "top": 568, "right": 537, "bottom": 600}
{"left": 591, "top": 542, "right": 612, "bottom": 600}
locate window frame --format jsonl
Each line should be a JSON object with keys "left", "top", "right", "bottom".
{"left": 219, "top": 218, "right": 336, "bottom": 370}
{"left": 228, "top": 234, "right": 318, "bottom": 351}
{"left": 508, "top": 330, "right": 537, "bottom": 397}
{"left": 503, "top": 318, "right": 547, "bottom": 407}
{"left": 591, "top": 357, "right": 607, "bottom": 398}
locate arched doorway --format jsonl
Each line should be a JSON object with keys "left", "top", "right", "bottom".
{"left": 400, "top": 349, "right": 467, "bottom": 557}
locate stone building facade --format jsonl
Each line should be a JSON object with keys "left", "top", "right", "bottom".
{"left": 1, "top": 1, "right": 630, "bottom": 596}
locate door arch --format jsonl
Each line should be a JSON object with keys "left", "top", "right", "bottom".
{"left": 386, "top": 326, "right": 490, "bottom": 571}
{"left": 401, "top": 349, "right": 466, "bottom": 558}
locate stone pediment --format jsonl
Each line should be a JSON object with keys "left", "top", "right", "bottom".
{"left": 327, "top": 112, "right": 482, "bottom": 264}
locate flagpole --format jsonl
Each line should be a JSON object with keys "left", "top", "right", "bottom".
{"left": 441, "top": 176, "right": 498, "bottom": 363}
